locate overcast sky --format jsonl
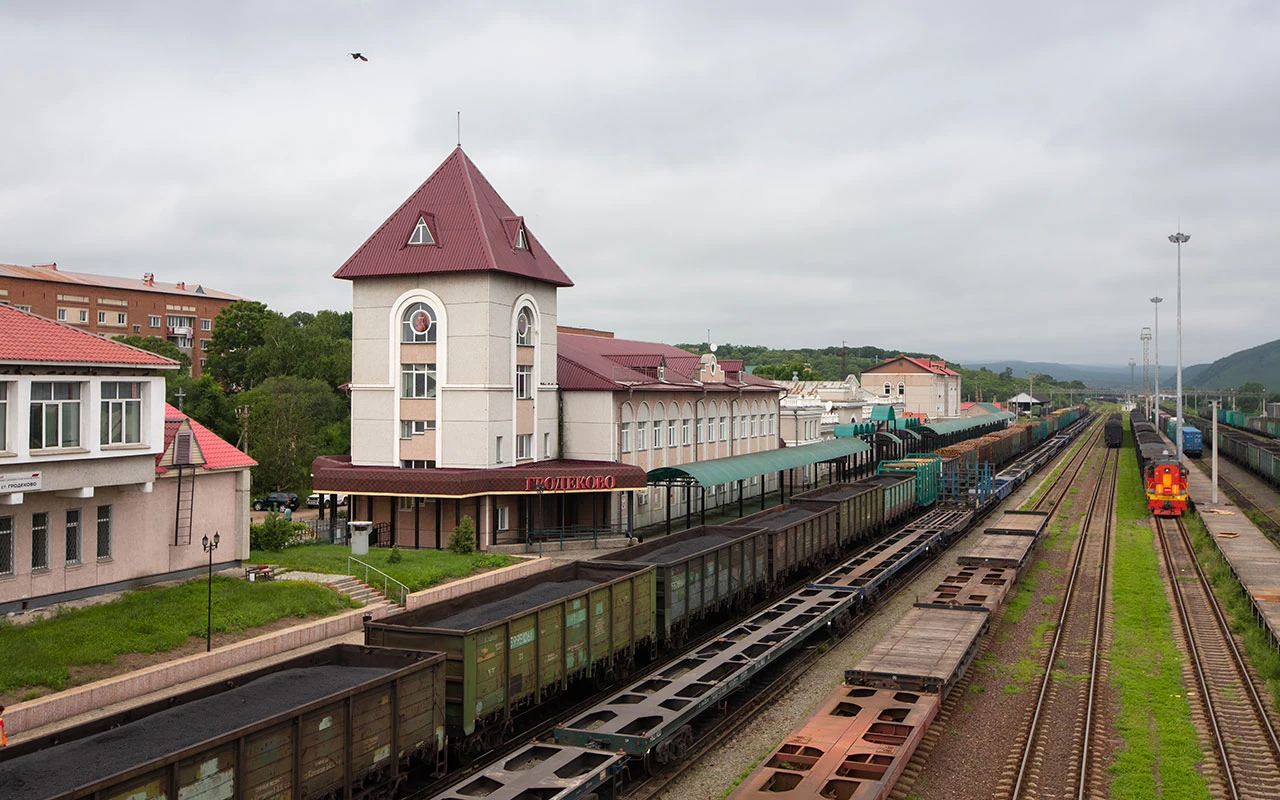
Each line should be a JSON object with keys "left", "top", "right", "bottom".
{"left": 2, "top": 2, "right": 1276, "bottom": 366}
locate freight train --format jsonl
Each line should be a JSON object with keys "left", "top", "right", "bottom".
{"left": 1156, "top": 410, "right": 1202, "bottom": 458}
{"left": 0, "top": 409, "right": 1090, "bottom": 800}
{"left": 1184, "top": 410, "right": 1280, "bottom": 490}
{"left": 1132, "top": 410, "right": 1189, "bottom": 516}
{"left": 1104, "top": 413, "right": 1123, "bottom": 448}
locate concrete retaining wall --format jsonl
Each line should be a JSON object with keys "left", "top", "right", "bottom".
{"left": 404, "top": 556, "right": 555, "bottom": 610}
{"left": 8, "top": 603, "right": 392, "bottom": 735}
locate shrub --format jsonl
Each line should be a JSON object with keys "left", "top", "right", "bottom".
{"left": 388, "top": 545, "right": 403, "bottom": 563}
{"left": 250, "top": 512, "right": 293, "bottom": 552}
{"left": 449, "top": 516, "right": 477, "bottom": 554}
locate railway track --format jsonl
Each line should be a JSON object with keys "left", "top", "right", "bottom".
{"left": 1003, "top": 444, "right": 1117, "bottom": 799}
{"left": 1155, "top": 515, "right": 1280, "bottom": 800}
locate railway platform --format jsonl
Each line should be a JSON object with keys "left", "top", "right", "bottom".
{"left": 1185, "top": 465, "right": 1280, "bottom": 648}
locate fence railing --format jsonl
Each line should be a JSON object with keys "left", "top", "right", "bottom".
{"left": 293, "top": 517, "right": 348, "bottom": 545}
{"left": 523, "top": 523, "right": 632, "bottom": 553}
{"left": 346, "top": 556, "right": 410, "bottom": 607}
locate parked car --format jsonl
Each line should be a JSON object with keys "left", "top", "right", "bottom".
{"left": 306, "top": 492, "right": 349, "bottom": 508}
{"left": 252, "top": 492, "right": 300, "bottom": 512}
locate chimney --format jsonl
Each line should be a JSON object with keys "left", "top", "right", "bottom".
{"left": 143, "top": 272, "right": 155, "bottom": 286}
{"left": 176, "top": 281, "right": 185, "bottom": 290}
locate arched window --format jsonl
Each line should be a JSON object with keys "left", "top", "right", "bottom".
{"left": 897, "top": 382, "right": 906, "bottom": 396}
{"left": 401, "top": 302, "right": 437, "bottom": 344}
{"left": 515, "top": 307, "right": 534, "bottom": 346}
{"left": 883, "top": 383, "right": 891, "bottom": 396}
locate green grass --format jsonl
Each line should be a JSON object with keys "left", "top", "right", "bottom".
{"left": 1107, "top": 426, "right": 1210, "bottom": 800}
{"left": 1022, "top": 426, "right": 1094, "bottom": 509}
{"left": 0, "top": 577, "right": 357, "bottom": 694}
{"left": 249, "top": 544, "right": 516, "bottom": 592}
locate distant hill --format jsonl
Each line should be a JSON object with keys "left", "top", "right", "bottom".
{"left": 1181, "top": 339, "right": 1280, "bottom": 388}
{"left": 955, "top": 360, "right": 1163, "bottom": 389}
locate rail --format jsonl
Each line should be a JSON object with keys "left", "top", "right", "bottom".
{"left": 523, "top": 524, "right": 632, "bottom": 553}
{"left": 346, "top": 556, "right": 410, "bottom": 607}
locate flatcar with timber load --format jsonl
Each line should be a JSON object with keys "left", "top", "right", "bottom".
{"left": 364, "top": 560, "right": 655, "bottom": 761}
{"left": 0, "top": 645, "right": 448, "bottom": 800}
{"left": 1105, "top": 412, "right": 1123, "bottom": 447}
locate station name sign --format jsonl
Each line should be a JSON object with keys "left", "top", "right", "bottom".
{"left": 525, "top": 475, "right": 618, "bottom": 492}
{"left": 0, "top": 471, "right": 42, "bottom": 494}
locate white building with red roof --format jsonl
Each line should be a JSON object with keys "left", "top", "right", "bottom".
{"left": 861, "top": 355, "right": 963, "bottom": 419}
{"left": 0, "top": 305, "right": 254, "bottom": 612}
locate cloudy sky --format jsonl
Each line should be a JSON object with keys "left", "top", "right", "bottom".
{"left": 2, "top": 2, "right": 1276, "bottom": 366}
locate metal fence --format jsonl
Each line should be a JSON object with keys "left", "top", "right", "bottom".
{"left": 521, "top": 523, "right": 633, "bottom": 553}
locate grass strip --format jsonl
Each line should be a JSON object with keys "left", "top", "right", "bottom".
{"left": 1107, "top": 422, "right": 1209, "bottom": 800}
{"left": 249, "top": 544, "right": 516, "bottom": 592}
{"left": 0, "top": 577, "right": 357, "bottom": 694}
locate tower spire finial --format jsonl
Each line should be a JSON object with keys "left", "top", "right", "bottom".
{"left": 457, "top": 111, "right": 461, "bottom": 148}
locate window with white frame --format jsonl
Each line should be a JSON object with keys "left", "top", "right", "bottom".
{"left": 401, "top": 363, "right": 436, "bottom": 398}
{"left": 770, "top": 413, "right": 776, "bottom": 435}
{"left": 751, "top": 415, "right": 758, "bottom": 437}
{"left": 57, "top": 308, "right": 67, "bottom": 321}
{"left": 149, "top": 315, "right": 161, "bottom": 328}
{"left": 31, "top": 511, "right": 49, "bottom": 570}
{"left": 132, "top": 324, "right": 141, "bottom": 333}
{"left": 76, "top": 309, "right": 88, "bottom": 323}
{"left": 0, "top": 383, "right": 7, "bottom": 450}
{"left": 201, "top": 318, "right": 212, "bottom": 331}
{"left": 30, "top": 382, "right": 81, "bottom": 449}
{"left": 200, "top": 339, "right": 210, "bottom": 351}
{"left": 200, "top": 359, "right": 206, "bottom": 368}
{"left": 97, "top": 505, "right": 112, "bottom": 560}
{"left": 401, "top": 302, "right": 437, "bottom": 343}
{"left": 515, "top": 365, "right": 533, "bottom": 399}
{"left": 101, "top": 381, "right": 142, "bottom": 445}
{"left": 696, "top": 418, "right": 704, "bottom": 444}
{"left": 516, "top": 433, "right": 532, "bottom": 460}
{"left": 402, "top": 459, "right": 428, "bottom": 469}
{"left": 682, "top": 418, "right": 691, "bottom": 445}
{"left": 408, "top": 216, "right": 435, "bottom": 245}
{"left": 653, "top": 421, "right": 663, "bottom": 450}
{"left": 167, "top": 314, "right": 194, "bottom": 329}
{"left": 496, "top": 506, "right": 510, "bottom": 531}
{"left": 620, "top": 422, "right": 632, "bottom": 453}
{"left": 516, "top": 308, "right": 534, "bottom": 346}
{"left": 65, "top": 508, "right": 81, "bottom": 565}
{"left": 883, "top": 382, "right": 891, "bottom": 396}
{"left": 637, "top": 421, "right": 647, "bottom": 450}
{"left": 398, "top": 496, "right": 415, "bottom": 511}
{"left": 400, "top": 419, "right": 435, "bottom": 439}
{"left": 719, "top": 417, "right": 727, "bottom": 440}
{"left": 0, "top": 515, "right": 12, "bottom": 576}
{"left": 668, "top": 420, "right": 677, "bottom": 447}
{"left": 898, "top": 382, "right": 906, "bottom": 396}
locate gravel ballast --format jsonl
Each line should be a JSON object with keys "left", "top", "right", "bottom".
{"left": 427, "top": 580, "right": 598, "bottom": 630}
{"left": 0, "top": 665, "right": 394, "bottom": 799}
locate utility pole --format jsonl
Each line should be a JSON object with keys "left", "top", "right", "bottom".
{"left": 1210, "top": 399, "right": 1219, "bottom": 504}
{"left": 235, "top": 404, "right": 251, "bottom": 454}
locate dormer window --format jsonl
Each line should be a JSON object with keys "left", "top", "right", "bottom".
{"left": 408, "top": 216, "right": 435, "bottom": 246}
{"left": 514, "top": 225, "right": 527, "bottom": 250}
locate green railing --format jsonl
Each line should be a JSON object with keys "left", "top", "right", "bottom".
{"left": 346, "top": 556, "right": 410, "bottom": 606}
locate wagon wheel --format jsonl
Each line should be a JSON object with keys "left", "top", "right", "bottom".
{"left": 455, "top": 735, "right": 486, "bottom": 766}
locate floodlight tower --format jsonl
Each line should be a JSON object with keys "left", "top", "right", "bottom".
{"left": 1151, "top": 296, "right": 1163, "bottom": 424}
{"left": 1141, "top": 327, "right": 1152, "bottom": 415}
{"left": 1169, "top": 231, "right": 1190, "bottom": 461}
{"left": 1128, "top": 358, "right": 1136, "bottom": 403}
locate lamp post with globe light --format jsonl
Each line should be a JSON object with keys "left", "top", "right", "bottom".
{"left": 1169, "top": 231, "right": 1189, "bottom": 460}
{"left": 202, "top": 532, "right": 220, "bottom": 652}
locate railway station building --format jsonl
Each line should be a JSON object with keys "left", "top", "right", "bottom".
{"left": 861, "top": 355, "right": 962, "bottom": 419}
{"left": 0, "top": 305, "right": 254, "bottom": 613}
{"left": 0, "top": 262, "right": 243, "bottom": 378}
{"left": 311, "top": 147, "right": 870, "bottom": 549}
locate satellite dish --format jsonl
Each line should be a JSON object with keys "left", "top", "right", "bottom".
{"left": 709, "top": 342, "right": 718, "bottom": 353}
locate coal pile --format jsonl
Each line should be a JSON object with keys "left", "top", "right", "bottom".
{"left": 629, "top": 534, "right": 734, "bottom": 564}
{"left": 0, "top": 665, "right": 393, "bottom": 799}
{"left": 429, "top": 580, "right": 598, "bottom": 630}
{"left": 733, "top": 506, "right": 820, "bottom": 530}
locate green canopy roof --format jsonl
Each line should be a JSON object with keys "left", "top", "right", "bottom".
{"left": 647, "top": 438, "right": 871, "bottom": 486}
{"left": 875, "top": 432, "right": 903, "bottom": 445}
{"left": 917, "top": 412, "right": 1015, "bottom": 435}
{"left": 870, "top": 405, "right": 896, "bottom": 421}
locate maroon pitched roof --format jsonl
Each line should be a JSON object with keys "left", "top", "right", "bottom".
{"left": 863, "top": 355, "right": 960, "bottom": 377}
{"left": 333, "top": 148, "right": 573, "bottom": 287}
{"left": 0, "top": 262, "right": 242, "bottom": 301}
{"left": 0, "top": 304, "right": 179, "bottom": 368}
{"left": 556, "top": 331, "right": 781, "bottom": 393}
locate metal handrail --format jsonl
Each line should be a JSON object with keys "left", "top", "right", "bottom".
{"left": 346, "top": 556, "right": 410, "bottom": 606}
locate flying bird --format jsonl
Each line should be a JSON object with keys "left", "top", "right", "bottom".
{"left": 348, "top": 52, "right": 368, "bottom": 62}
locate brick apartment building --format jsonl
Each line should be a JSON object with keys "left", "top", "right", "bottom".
{"left": 0, "top": 263, "right": 242, "bottom": 378}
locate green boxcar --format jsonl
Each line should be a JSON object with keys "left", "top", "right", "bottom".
{"left": 851, "top": 473, "right": 917, "bottom": 526}
{"left": 364, "top": 561, "right": 655, "bottom": 749}
{"left": 791, "top": 482, "right": 884, "bottom": 548}
{"left": 727, "top": 502, "right": 838, "bottom": 578}
{"left": 0, "top": 645, "right": 447, "bottom": 800}
{"left": 592, "top": 524, "right": 771, "bottom": 646}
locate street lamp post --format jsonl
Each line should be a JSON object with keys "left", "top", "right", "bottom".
{"left": 1150, "top": 296, "right": 1163, "bottom": 424}
{"left": 202, "top": 531, "right": 220, "bottom": 652}
{"left": 1169, "top": 231, "right": 1190, "bottom": 460}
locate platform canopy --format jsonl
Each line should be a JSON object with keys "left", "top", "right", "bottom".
{"left": 647, "top": 438, "right": 871, "bottom": 486}
{"left": 918, "top": 412, "right": 1014, "bottom": 436}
